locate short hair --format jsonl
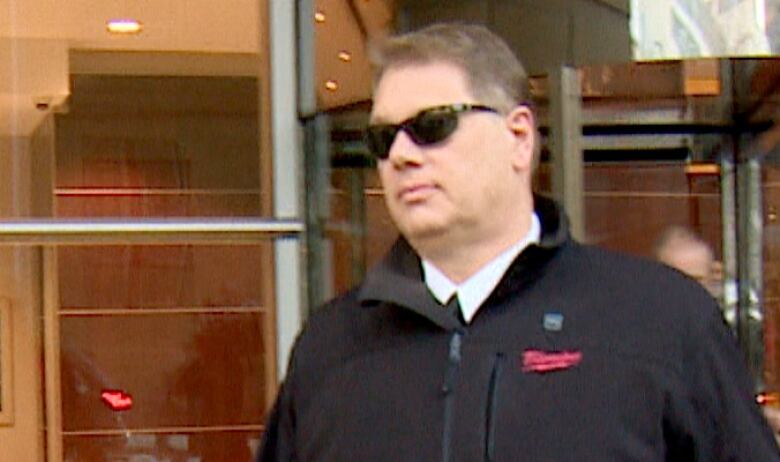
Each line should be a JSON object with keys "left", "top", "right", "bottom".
{"left": 369, "top": 23, "right": 530, "bottom": 113}
{"left": 654, "top": 226, "right": 714, "bottom": 261}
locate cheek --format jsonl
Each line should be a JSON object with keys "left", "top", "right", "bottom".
{"left": 377, "top": 165, "right": 395, "bottom": 192}
{"left": 445, "top": 165, "right": 494, "bottom": 213}
{"left": 377, "top": 167, "right": 405, "bottom": 215}
{"left": 464, "top": 165, "right": 516, "bottom": 216}
{"left": 455, "top": 149, "right": 506, "bottom": 190}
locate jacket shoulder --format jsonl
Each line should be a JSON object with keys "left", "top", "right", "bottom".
{"left": 563, "top": 242, "right": 717, "bottom": 310}
{"left": 545, "top": 243, "right": 726, "bottom": 366}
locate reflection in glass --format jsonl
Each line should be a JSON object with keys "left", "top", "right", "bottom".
{"left": 61, "top": 312, "right": 267, "bottom": 431}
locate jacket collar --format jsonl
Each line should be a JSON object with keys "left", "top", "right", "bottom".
{"left": 357, "top": 194, "right": 570, "bottom": 329}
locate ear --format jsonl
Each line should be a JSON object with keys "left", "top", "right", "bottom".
{"left": 505, "top": 105, "right": 536, "bottom": 171}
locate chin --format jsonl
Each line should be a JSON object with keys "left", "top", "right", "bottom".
{"left": 397, "top": 219, "right": 450, "bottom": 243}
{"left": 387, "top": 204, "right": 453, "bottom": 241}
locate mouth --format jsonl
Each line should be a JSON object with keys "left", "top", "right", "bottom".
{"left": 397, "top": 183, "right": 437, "bottom": 203}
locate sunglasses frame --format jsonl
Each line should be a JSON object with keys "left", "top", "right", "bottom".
{"left": 365, "top": 103, "right": 499, "bottom": 160}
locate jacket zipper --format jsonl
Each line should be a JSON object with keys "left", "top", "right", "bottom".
{"left": 441, "top": 330, "right": 464, "bottom": 462}
{"left": 485, "top": 353, "right": 505, "bottom": 462}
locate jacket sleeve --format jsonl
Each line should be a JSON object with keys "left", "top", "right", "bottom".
{"left": 257, "top": 332, "right": 304, "bottom": 462}
{"left": 256, "top": 378, "right": 296, "bottom": 462}
{"left": 679, "top": 298, "right": 780, "bottom": 461}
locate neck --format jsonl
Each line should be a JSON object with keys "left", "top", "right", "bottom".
{"left": 412, "top": 205, "right": 534, "bottom": 284}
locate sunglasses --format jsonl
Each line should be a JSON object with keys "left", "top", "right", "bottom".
{"left": 365, "top": 103, "right": 499, "bottom": 160}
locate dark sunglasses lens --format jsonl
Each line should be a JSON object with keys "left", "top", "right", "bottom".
{"left": 407, "top": 111, "right": 458, "bottom": 145}
{"left": 365, "top": 109, "right": 460, "bottom": 160}
{"left": 365, "top": 126, "right": 399, "bottom": 159}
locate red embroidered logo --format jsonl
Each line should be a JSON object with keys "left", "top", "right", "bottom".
{"left": 522, "top": 349, "right": 582, "bottom": 373}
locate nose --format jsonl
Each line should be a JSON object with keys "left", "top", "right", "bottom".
{"left": 386, "top": 129, "right": 424, "bottom": 168}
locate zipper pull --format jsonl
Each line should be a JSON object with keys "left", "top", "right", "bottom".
{"left": 441, "top": 330, "right": 464, "bottom": 395}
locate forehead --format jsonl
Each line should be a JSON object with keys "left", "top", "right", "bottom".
{"left": 370, "top": 61, "right": 475, "bottom": 123}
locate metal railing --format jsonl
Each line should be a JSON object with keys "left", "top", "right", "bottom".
{"left": 0, "top": 218, "right": 303, "bottom": 245}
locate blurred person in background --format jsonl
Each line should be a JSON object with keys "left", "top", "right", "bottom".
{"left": 655, "top": 224, "right": 780, "bottom": 440}
{"left": 654, "top": 225, "right": 723, "bottom": 299}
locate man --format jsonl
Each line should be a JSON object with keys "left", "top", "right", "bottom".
{"left": 654, "top": 225, "right": 722, "bottom": 299}
{"left": 259, "top": 23, "right": 780, "bottom": 461}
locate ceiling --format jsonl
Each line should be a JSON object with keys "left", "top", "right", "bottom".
{"left": 0, "top": 0, "right": 261, "bottom": 136}
{"left": 0, "top": 0, "right": 391, "bottom": 136}
{"left": 314, "top": 0, "right": 392, "bottom": 110}
{"left": 0, "top": 0, "right": 261, "bottom": 53}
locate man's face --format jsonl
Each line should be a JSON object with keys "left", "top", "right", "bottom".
{"left": 369, "top": 62, "right": 535, "bottom": 249}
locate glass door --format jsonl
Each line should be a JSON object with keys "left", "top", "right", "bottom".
{"left": 0, "top": 1, "right": 305, "bottom": 461}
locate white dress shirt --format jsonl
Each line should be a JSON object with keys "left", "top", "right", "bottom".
{"left": 422, "top": 213, "right": 541, "bottom": 323}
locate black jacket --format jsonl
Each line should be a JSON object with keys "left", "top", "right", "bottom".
{"left": 259, "top": 196, "right": 780, "bottom": 461}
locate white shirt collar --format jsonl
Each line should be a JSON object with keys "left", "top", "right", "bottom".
{"left": 422, "top": 213, "right": 541, "bottom": 323}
